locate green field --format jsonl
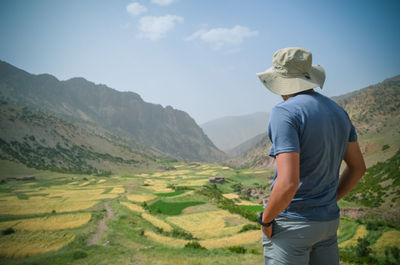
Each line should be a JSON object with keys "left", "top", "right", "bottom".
{"left": 0, "top": 160, "right": 399, "bottom": 265}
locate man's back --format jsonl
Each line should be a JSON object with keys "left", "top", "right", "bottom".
{"left": 268, "top": 91, "right": 357, "bottom": 221}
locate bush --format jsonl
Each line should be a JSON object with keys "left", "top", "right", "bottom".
{"left": 239, "top": 224, "right": 259, "bottom": 233}
{"left": 228, "top": 246, "right": 247, "bottom": 254}
{"left": 184, "top": 241, "right": 205, "bottom": 250}
{"left": 72, "top": 250, "right": 88, "bottom": 260}
{"left": 170, "top": 228, "right": 195, "bottom": 240}
{"left": 356, "top": 237, "right": 372, "bottom": 257}
{"left": 382, "top": 144, "right": 390, "bottom": 151}
{"left": 2, "top": 227, "right": 15, "bottom": 235}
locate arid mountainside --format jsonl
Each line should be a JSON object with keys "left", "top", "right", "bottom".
{"left": 333, "top": 74, "right": 400, "bottom": 166}
{"left": 226, "top": 75, "right": 400, "bottom": 169}
{"left": 0, "top": 103, "right": 160, "bottom": 174}
{"left": 0, "top": 60, "right": 225, "bottom": 162}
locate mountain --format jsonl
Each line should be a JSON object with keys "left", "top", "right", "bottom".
{"left": 226, "top": 75, "right": 400, "bottom": 169}
{"left": 333, "top": 74, "right": 400, "bottom": 167}
{"left": 0, "top": 60, "right": 225, "bottom": 162}
{"left": 225, "top": 132, "right": 267, "bottom": 157}
{"left": 200, "top": 112, "right": 269, "bottom": 151}
{"left": 0, "top": 102, "right": 159, "bottom": 174}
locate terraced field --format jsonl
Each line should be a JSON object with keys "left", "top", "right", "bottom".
{"left": 0, "top": 161, "right": 399, "bottom": 264}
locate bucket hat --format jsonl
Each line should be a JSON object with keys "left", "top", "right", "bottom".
{"left": 256, "top": 47, "right": 326, "bottom": 95}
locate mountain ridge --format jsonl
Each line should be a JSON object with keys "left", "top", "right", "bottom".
{"left": 0, "top": 60, "right": 225, "bottom": 162}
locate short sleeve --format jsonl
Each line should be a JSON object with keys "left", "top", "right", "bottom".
{"left": 268, "top": 106, "right": 300, "bottom": 158}
{"left": 349, "top": 123, "right": 358, "bottom": 142}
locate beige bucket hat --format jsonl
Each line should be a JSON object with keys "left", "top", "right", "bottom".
{"left": 256, "top": 47, "right": 326, "bottom": 95}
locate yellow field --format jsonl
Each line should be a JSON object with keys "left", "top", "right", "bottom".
{"left": 179, "top": 179, "right": 208, "bottom": 187}
{"left": 166, "top": 210, "right": 250, "bottom": 233}
{"left": 79, "top": 181, "right": 90, "bottom": 186}
{"left": 182, "top": 203, "right": 219, "bottom": 214}
{"left": 195, "top": 170, "right": 217, "bottom": 176}
{"left": 0, "top": 196, "right": 97, "bottom": 215}
{"left": 0, "top": 231, "right": 75, "bottom": 257}
{"left": 120, "top": 201, "right": 145, "bottom": 213}
{"left": 0, "top": 188, "right": 118, "bottom": 215}
{"left": 236, "top": 200, "right": 260, "bottom": 206}
{"left": 110, "top": 187, "right": 125, "bottom": 194}
{"left": 144, "top": 229, "right": 261, "bottom": 249}
{"left": 126, "top": 194, "right": 157, "bottom": 203}
{"left": 144, "top": 230, "right": 187, "bottom": 247}
{"left": 143, "top": 179, "right": 174, "bottom": 193}
{"left": 201, "top": 230, "right": 261, "bottom": 248}
{"left": 0, "top": 213, "right": 91, "bottom": 231}
{"left": 372, "top": 230, "right": 400, "bottom": 254}
{"left": 192, "top": 225, "right": 245, "bottom": 239}
{"left": 339, "top": 225, "right": 367, "bottom": 248}
{"left": 97, "top": 179, "right": 106, "bottom": 184}
{"left": 222, "top": 193, "right": 239, "bottom": 200}
{"left": 141, "top": 213, "right": 172, "bottom": 232}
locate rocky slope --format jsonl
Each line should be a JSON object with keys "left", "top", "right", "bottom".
{"left": 0, "top": 60, "right": 225, "bottom": 162}
{"left": 0, "top": 102, "right": 162, "bottom": 174}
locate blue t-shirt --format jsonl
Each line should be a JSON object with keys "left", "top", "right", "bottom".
{"left": 268, "top": 92, "right": 357, "bottom": 221}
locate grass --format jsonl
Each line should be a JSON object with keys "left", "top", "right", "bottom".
{"left": 338, "top": 218, "right": 359, "bottom": 244}
{"left": 238, "top": 205, "right": 264, "bottom": 213}
{"left": 339, "top": 225, "right": 368, "bottom": 248}
{"left": 155, "top": 190, "right": 185, "bottom": 197}
{"left": 148, "top": 200, "right": 205, "bottom": 215}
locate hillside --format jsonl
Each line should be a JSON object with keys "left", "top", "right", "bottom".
{"left": 0, "top": 102, "right": 160, "bottom": 174}
{"left": 333, "top": 74, "right": 400, "bottom": 166}
{"left": 227, "top": 75, "right": 400, "bottom": 169}
{"left": 226, "top": 132, "right": 268, "bottom": 157}
{"left": 0, "top": 60, "right": 225, "bottom": 162}
{"left": 200, "top": 112, "right": 269, "bottom": 151}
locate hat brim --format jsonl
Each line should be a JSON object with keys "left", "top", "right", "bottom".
{"left": 256, "top": 65, "right": 326, "bottom": 96}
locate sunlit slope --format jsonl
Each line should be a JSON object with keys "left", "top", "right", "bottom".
{"left": 0, "top": 60, "right": 225, "bottom": 162}
{"left": 0, "top": 103, "right": 158, "bottom": 174}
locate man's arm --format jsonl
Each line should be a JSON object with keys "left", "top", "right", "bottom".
{"left": 336, "top": 141, "right": 366, "bottom": 201}
{"left": 262, "top": 152, "right": 300, "bottom": 238}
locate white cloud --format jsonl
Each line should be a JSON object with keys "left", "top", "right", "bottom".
{"left": 138, "top": 15, "right": 183, "bottom": 40}
{"left": 126, "top": 2, "right": 148, "bottom": 16}
{"left": 186, "top": 25, "right": 258, "bottom": 50}
{"left": 151, "top": 0, "right": 175, "bottom": 6}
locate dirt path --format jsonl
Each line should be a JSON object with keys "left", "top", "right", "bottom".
{"left": 87, "top": 202, "right": 114, "bottom": 246}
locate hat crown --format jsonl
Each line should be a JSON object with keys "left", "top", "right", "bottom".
{"left": 272, "top": 47, "right": 312, "bottom": 76}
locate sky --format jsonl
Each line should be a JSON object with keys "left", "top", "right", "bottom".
{"left": 1, "top": 0, "right": 399, "bottom": 124}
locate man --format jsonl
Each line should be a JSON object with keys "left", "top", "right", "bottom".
{"left": 256, "top": 47, "right": 366, "bottom": 265}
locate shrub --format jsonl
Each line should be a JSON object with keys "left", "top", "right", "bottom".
{"left": 184, "top": 241, "right": 205, "bottom": 250}
{"left": 170, "top": 228, "right": 195, "bottom": 240}
{"left": 72, "top": 250, "right": 88, "bottom": 260}
{"left": 2, "top": 227, "right": 15, "bottom": 235}
{"left": 355, "top": 237, "right": 372, "bottom": 258}
{"left": 239, "top": 224, "right": 259, "bottom": 233}
{"left": 382, "top": 144, "right": 390, "bottom": 151}
{"left": 228, "top": 246, "right": 247, "bottom": 254}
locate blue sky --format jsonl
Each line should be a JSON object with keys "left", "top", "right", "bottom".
{"left": 1, "top": 0, "right": 399, "bottom": 124}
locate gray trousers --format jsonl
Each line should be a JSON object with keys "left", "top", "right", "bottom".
{"left": 261, "top": 217, "right": 340, "bottom": 265}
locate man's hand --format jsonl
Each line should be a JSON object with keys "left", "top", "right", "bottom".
{"left": 262, "top": 224, "right": 273, "bottom": 238}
